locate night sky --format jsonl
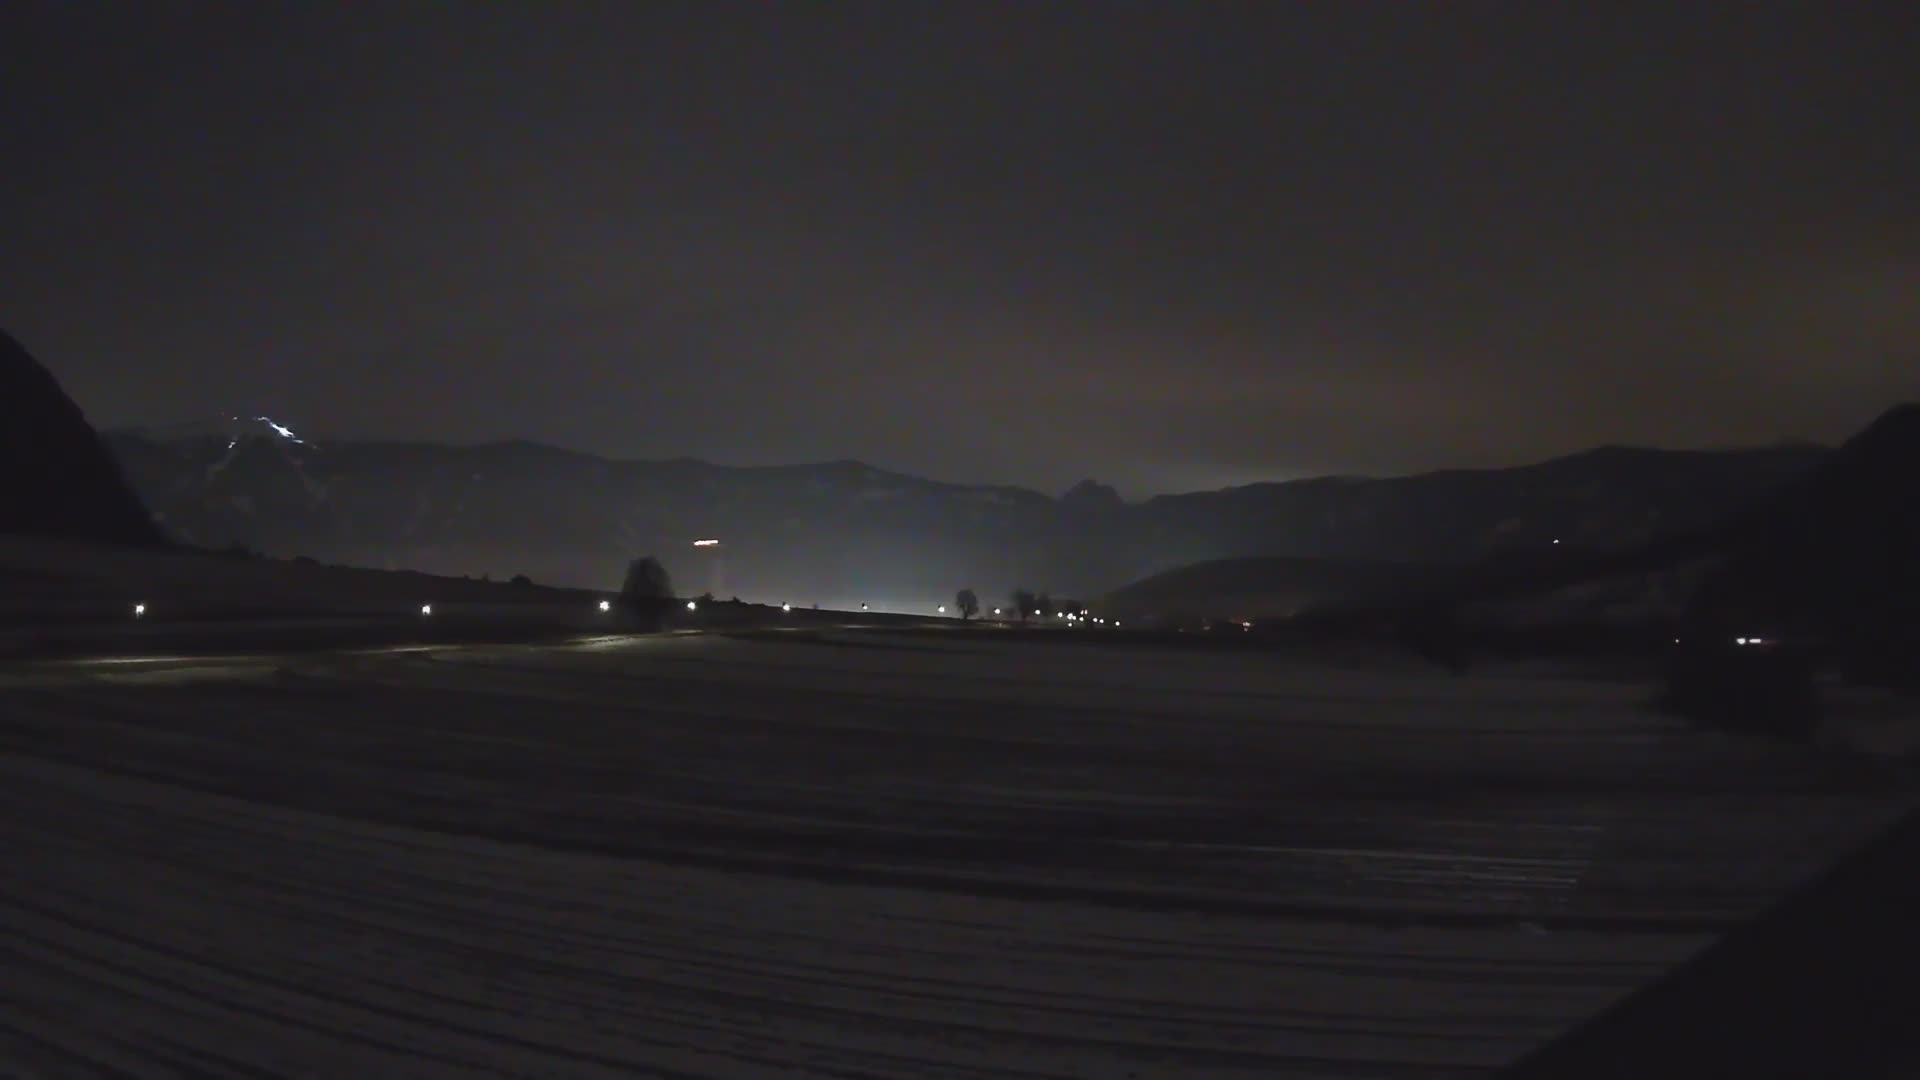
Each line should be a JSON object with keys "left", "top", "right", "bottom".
{"left": 4, "top": 2, "right": 1914, "bottom": 495}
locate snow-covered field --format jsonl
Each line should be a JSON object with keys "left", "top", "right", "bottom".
{"left": 0, "top": 535, "right": 602, "bottom": 626}
{"left": 2, "top": 630, "right": 1912, "bottom": 1076}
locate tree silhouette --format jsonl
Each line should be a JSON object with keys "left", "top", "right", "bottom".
{"left": 1010, "top": 589, "right": 1037, "bottom": 624}
{"left": 618, "top": 555, "right": 674, "bottom": 629}
{"left": 955, "top": 588, "right": 980, "bottom": 621}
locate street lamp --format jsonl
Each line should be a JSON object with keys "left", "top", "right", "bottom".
{"left": 598, "top": 599, "right": 611, "bottom": 612}
{"left": 132, "top": 602, "right": 146, "bottom": 618}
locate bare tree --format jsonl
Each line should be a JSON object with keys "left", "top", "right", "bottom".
{"left": 955, "top": 588, "right": 980, "bottom": 621}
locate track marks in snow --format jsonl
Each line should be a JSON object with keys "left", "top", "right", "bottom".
{"left": 2, "top": 634, "right": 1913, "bottom": 1076}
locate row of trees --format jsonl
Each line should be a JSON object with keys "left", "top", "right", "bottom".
{"left": 945, "top": 588, "right": 1054, "bottom": 623}
{"left": 624, "top": 559, "right": 1087, "bottom": 630}
{"left": 950, "top": 588, "right": 1078, "bottom": 623}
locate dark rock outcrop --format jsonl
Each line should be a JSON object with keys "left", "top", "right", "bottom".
{"left": 0, "top": 329, "right": 164, "bottom": 546}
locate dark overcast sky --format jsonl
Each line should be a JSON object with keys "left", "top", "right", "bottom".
{"left": 3, "top": 2, "right": 1915, "bottom": 495}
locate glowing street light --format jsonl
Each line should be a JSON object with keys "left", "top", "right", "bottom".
{"left": 937, "top": 605, "right": 946, "bottom": 613}
{"left": 992, "top": 607, "right": 1001, "bottom": 616}
{"left": 861, "top": 603, "right": 869, "bottom": 611}
{"left": 598, "top": 599, "right": 612, "bottom": 612}
{"left": 420, "top": 604, "right": 433, "bottom": 616}
{"left": 132, "top": 602, "right": 146, "bottom": 618}
{"left": 686, "top": 600, "right": 698, "bottom": 611}
{"left": 782, "top": 603, "right": 792, "bottom": 612}
{"left": 692, "top": 538, "right": 720, "bottom": 547}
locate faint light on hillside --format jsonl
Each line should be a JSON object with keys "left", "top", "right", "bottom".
{"left": 255, "top": 415, "right": 305, "bottom": 443}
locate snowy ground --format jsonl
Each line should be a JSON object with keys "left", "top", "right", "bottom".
{"left": 2, "top": 630, "right": 1914, "bottom": 1077}
{"left": 0, "top": 535, "right": 602, "bottom": 628}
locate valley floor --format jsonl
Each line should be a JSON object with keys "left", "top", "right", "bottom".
{"left": 1, "top": 631, "right": 1913, "bottom": 1077}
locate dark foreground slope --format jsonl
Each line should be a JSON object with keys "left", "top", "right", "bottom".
{"left": 0, "top": 330, "right": 163, "bottom": 546}
{"left": 1504, "top": 803, "right": 1920, "bottom": 1078}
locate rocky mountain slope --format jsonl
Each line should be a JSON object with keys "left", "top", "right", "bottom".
{"left": 103, "top": 424, "right": 1826, "bottom": 607}
{"left": 1696, "top": 403, "right": 1920, "bottom": 680}
{"left": 0, "top": 330, "right": 164, "bottom": 547}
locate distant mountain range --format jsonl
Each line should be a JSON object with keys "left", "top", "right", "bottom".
{"left": 102, "top": 421, "right": 1828, "bottom": 608}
